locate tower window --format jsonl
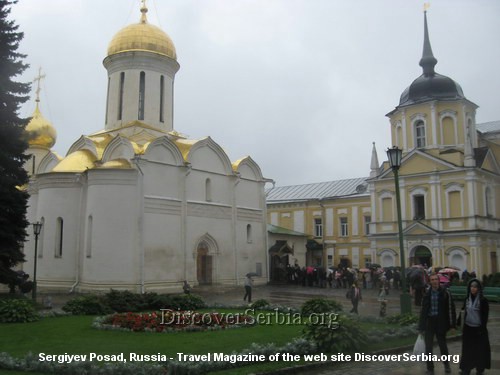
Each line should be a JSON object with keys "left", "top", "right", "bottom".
{"left": 413, "top": 195, "right": 425, "bottom": 220}
{"left": 246, "top": 224, "right": 252, "bottom": 243}
{"left": 415, "top": 120, "right": 426, "bottom": 148}
{"left": 138, "top": 71, "right": 145, "bottom": 120}
{"left": 118, "top": 72, "right": 125, "bottom": 120}
{"left": 160, "top": 75, "right": 165, "bottom": 123}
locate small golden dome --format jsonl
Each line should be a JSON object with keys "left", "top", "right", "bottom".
{"left": 107, "top": 5, "right": 176, "bottom": 60}
{"left": 25, "top": 105, "right": 57, "bottom": 148}
{"left": 52, "top": 150, "right": 97, "bottom": 172}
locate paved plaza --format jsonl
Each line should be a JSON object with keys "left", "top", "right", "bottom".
{"left": 192, "top": 283, "right": 500, "bottom": 375}
{"left": 43, "top": 283, "right": 499, "bottom": 374}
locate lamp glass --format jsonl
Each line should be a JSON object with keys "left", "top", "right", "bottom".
{"left": 32, "top": 222, "right": 42, "bottom": 236}
{"left": 386, "top": 146, "right": 402, "bottom": 169}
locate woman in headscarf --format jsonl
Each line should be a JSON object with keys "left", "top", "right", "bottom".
{"left": 459, "top": 278, "right": 491, "bottom": 375}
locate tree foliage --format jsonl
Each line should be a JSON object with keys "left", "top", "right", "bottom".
{"left": 0, "top": 0, "right": 31, "bottom": 286}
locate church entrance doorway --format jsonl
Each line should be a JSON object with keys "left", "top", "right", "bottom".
{"left": 411, "top": 245, "right": 432, "bottom": 268}
{"left": 197, "top": 243, "right": 212, "bottom": 285}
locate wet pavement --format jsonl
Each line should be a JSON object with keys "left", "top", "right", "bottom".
{"left": 41, "top": 283, "right": 500, "bottom": 374}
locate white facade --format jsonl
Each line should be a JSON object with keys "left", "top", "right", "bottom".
{"left": 22, "top": 6, "right": 269, "bottom": 293}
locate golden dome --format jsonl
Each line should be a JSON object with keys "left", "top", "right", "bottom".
{"left": 52, "top": 150, "right": 97, "bottom": 172}
{"left": 107, "top": 5, "right": 176, "bottom": 60}
{"left": 25, "top": 105, "right": 57, "bottom": 148}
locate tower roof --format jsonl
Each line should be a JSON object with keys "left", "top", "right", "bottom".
{"left": 107, "top": 2, "right": 176, "bottom": 60}
{"left": 24, "top": 68, "right": 57, "bottom": 149}
{"left": 398, "top": 11, "right": 465, "bottom": 107}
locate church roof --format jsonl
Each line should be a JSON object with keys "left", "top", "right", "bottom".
{"left": 267, "top": 224, "right": 307, "bottom": 237}
{"left": 477, "top": 121, "right": 500, "bottom": 134}
{"left": 266, "top": 177, "right": 369, "bottom": 203}
{"left": 107, "top": 3, "right": 176, "bottom": 60}
{"left": 393, "top": 12, "right": 466, "bottom": 111}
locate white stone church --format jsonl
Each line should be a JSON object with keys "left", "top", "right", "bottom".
{"left": 22, "top": 4, "right": 269, "bottom": 293}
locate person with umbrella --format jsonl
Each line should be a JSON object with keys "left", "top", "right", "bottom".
{"left": 244, "top": 273, "right": 255, "bottom": 303}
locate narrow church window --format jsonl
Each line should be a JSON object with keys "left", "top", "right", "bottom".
{"left": 413, "top": 195, "right": 425, "bottom": 220}
{"left": 364, "top": 215, "right": 371, "bottom": 235}
{"left": 105, "top": 77, "right": 110, "bottom": 124}
{"left": 340, "top": 217, "right": 349, "bottom": 237}
{"left": 382, "top": 197, "right": 392, "bottom": 221}
{"left": 415, "top": 120, "right": 426, "bottom": 148}
{"left": 86, "top": 216, "right": 93, "bottom": 258}
{"left": 246, "top": 224, "right": 252, "bottom": 243}
{"left": 138, "top": 71, "right": 145, "bottom": 120}
{"left": 159, "top": 75, "right": 165, "bottom": 123}
{"left": 205, "top": 178, "right": 212, "bottom": 201}
{"left": 55, "top": 217, "right": 63, "bottom": 257}
{"left": 314, "top": 218, "right": 323, "bottom": 238}
{"left": 118, "top": 72, "right": 125, "bottom": 120}
{"left": 38, "top": 217, "right": 45, "bottom": 258}
{"left": 485, "top": 187, "right": 493, "bottom": 217}
{"left": 448, "top": 191, "right": 461, "bottom": 218}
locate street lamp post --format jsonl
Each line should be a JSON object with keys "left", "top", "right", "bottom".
{"left": 386, "top": 147, "right": 412, "bottom": 315}
{"left": 32, "top": 222, "right": 43, "bottom": 301}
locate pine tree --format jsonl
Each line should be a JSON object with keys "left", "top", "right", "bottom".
{"left": 0, "top": 0, "right": 31, "bottom": 287}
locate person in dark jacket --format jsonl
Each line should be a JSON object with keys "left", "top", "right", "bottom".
{"left": 418, "top": 273, "right": 456, "bottom": 374}
{"left": 348, "top": 281, "right": 362, "bottom": 314}
{"left": 459, "top": 278, "right": 491, "bottom": 375}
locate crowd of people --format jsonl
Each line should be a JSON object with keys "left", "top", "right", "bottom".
{"left": 279, "top": 262, "right": 491, "bottom": 374}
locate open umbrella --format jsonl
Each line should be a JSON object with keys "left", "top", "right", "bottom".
{"left": 358, "top": 268, "right": 371, "bottom": 273}
{"left": 438, "top": 274, "right": 450, "bottom": 285}
{"left": 439, "top": 268, "right": 460, "bottom": 274}
{"left": 246, "top": 272, "right": 258, "bottom": 277}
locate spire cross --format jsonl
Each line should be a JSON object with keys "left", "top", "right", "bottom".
{"left": 423, "top": 2, "right": 430, "bottom": 12}
{"left": 140, "top": 0, "right": 148, "bottom": 23}
{"left": 33, "top": 67, "right": 46, "bottom": 104}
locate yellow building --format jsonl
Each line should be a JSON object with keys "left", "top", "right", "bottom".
{"left": 267, "top": 12, "right": 500, "bottom": 278}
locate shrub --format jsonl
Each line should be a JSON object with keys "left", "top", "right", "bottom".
{"left": 250, "top": 299, "right": 270, "bottom": 309}
{"left": 386, "top": 313, "right": 419, "bottom": 326}
{"left": 167, "top": 294, "right": 206, "bottom": 310}
{"left": 104, "top": 290, "right": 148, "bottom": 312}
{"left": 62, "top": 295, "right": 112, "bottom": 315}
{"left": 303, "top": 313, "right": 367, "bottom": 353}
{"left": 0, "top": 299, "right": 39, "bottom": 323}
{"left": 301, "top": 298, "right": 343, "bottom": 316}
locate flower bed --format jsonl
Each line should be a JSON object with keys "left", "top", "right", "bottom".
{"left": 96, "top": 310, "right": 255, "bottom": 333}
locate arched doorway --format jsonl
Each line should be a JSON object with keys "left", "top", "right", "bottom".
{"left": 196, "top": 241, "right": 213, "bottom": 285}
{"left": 269, "top": 240, "right": 293, "bottom": 283}
{"left": 411, "top": 245, "right": 432, "bottom": 267}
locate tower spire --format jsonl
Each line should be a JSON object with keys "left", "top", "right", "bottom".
{"left": 370, "top": 142, "right": 380, "bottom": 178}
{"left": 419, "top": 8, "right": 438, "bottom": 77}
{"left": 140, "top": 0, "right": 148, "bottom": 23}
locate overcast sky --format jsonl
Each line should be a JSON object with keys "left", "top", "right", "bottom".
{"left": 11, "top": 0, "right": 500, "bottom": 186}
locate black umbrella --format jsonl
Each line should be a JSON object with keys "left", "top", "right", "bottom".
{"left": 246, "top": 272, "right": 258, "bottom": 277}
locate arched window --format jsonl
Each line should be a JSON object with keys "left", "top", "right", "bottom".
{"left": 138, "top": 71, "right": 145, "bottom": 120}
{"left": 441, "top": 116, "right": 455, "bottom": 145}
{"left": 415, "top": 120, "right": 426, "bottom": 148}
{"left": 38, "top": 217, "right": 45, "bottom": 258}
{"left": 105, "top": 77, "right": 110, "bottom": 124}
{"left": 86, "top": 216, "right": 93, "bottom": 258}
{"left": 485, "top": 187, "right": 493, "bottom": 217}
{"left": 246, "top": 224, "right": 252, "bottom": 243}
{"left": 382, "top": 197, "right": 393, "bottom": 221}
{"left": 205, "top": 178, "right": 212, "bottom": 202}
{"left": 55, "top": 217, "right": 63, "bottom": 257}
{"left": 159, "top": 75, "right": 165, "bottom": 123}
{"left": 118, "top": 72, "right": 125, "bottom": 120}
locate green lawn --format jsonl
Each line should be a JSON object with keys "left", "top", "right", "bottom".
{"left": 0, "top": 309, "right": 415, "bottom": 374}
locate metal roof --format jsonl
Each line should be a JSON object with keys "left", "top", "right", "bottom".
{"left": 267, "top": 224, "right": 307, "bottom": 236}
{"left": 266, "top": 177, "right": 369, "bottom": 203}
{"left": 477, "top": 121, "right": 500, "bottom": 133}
